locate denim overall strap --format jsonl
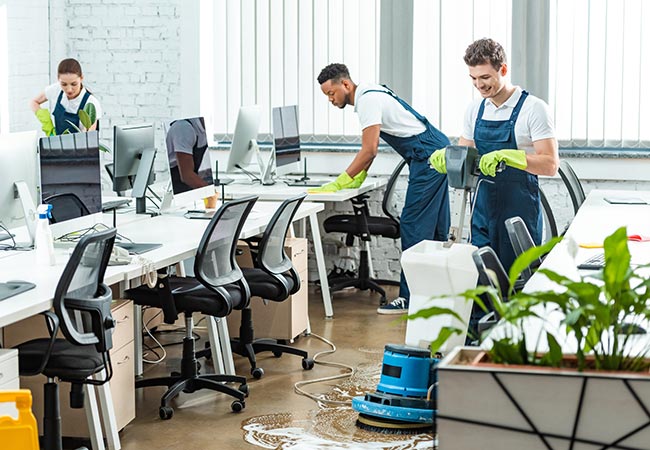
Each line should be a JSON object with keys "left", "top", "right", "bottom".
{"left": 53, "top": 90, "right": 91, "bottom": 135}
{"left": 471, "top": 90, "right": 542, "bottom": 271}
{"left": 357, "top": 88, "right": 450, "bottom": 300}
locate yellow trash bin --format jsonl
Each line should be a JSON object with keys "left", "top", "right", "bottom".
{"left": 0, "top": 390, "right": 39, "bottom": 450}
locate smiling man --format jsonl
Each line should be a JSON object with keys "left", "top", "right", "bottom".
{"left": 430, "top": 38, "right": 559, "bottom": 272}
{"left": 315, "top": 63, "right": 450, "bottom": 314}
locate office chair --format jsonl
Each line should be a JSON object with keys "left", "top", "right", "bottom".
{"left": 322, "top": 160, "right": 407, "bottom": 304}
{"left": 43, "top": 193, "right": 90, "bottom": 224}
{"left": 558, "top": 160, "right": 586, "bottom": 214}
{"left": 14, "top": 228, "right": 117, "bottom": 450}
{"left": 504, "top": 216, "right": 544, "bottom": 284}
{"left": 229, "top": 193, "right": 314, "bottom": 379}
{"left": 471, "top": 246, "right": 512, "bottom": 338}
{"left": 126, "top": 196, "right": 258, "bottom": 420}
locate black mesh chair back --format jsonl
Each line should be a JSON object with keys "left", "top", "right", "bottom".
{"left": 381, "top": 159, "right": 409, "bottom": 222}
{"left": 505, "top": 216, "right": 543, "bottom": 283}
{"left": 256, "top": 193, "right": 307, "bottom": 295}
{"left": 472, "top": 246, "right": 510, "bottom": 300}
{"left": 54, "top": 227, "right": 116, "bottom": 353}
{"left": 558, "top": 160, "right": 586, "bottom": 214}
{"left": 194, "top": 195, "right": 258, "bottom": 309}
{"left": 44, "top": 192, "right": 90, "bottom": 224}
{"left": 539, "top": 187, "right": 558, "bottom": 240}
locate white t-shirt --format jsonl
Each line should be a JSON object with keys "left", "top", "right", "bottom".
{"left": 166, "top": 118, "right": 208, "bottom": 169}
{"left": 354, "top": 83, "right": 426, "bottom": 137}
{"left": 44, "top": 83, "right": 103, "bottom": 131}
{"left": 461, "top": 86, "right": 555, "bottom": 154}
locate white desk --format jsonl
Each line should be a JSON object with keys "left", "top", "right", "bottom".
{"left": 0, "top": 199, "right": 322, "bottom": 450}
{"left": 493, "top": 189, "right": 650, "bottom": 353}
{"left": 221, "top": 176, "right": 389, "bottom": 318}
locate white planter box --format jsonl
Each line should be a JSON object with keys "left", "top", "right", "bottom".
{"left": 436, "top": 347, "right": 650, "bottom": 450}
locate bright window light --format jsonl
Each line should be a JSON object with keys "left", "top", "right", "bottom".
{"left": 0, "top": 4, "right": 9, "bottom": 134}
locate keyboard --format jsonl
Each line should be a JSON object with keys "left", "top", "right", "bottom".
{"left": 285, "top": 179, "right": 332, "bottom": 187}
{"left": 102, "top": 198, "right": 132, "bottom": 212}
{"left": 114, "top": 242, "right": 162, "bottom": 255}
{"left": 577, "top": 253, "right": 605, "bottom": 270}
{"left": 0, "top": 280, "right": 36, "bottom": 301}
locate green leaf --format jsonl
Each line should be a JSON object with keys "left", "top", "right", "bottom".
{"left": 83, "top": 102, "right": 96, "bottom": 124}
{"left": 405, "top": 305, "right": 467, "bottom": 324}
{"left": 539, "top": 333, "right": 562, "bottom": 367}
{"left": 64, "top": 119, "right": 82, "bottom": 133}
{"left": 78, "top": 109, "right": 92, "bottom": 129}
{"left": 429, "top": 327, "right": 463, "bottom": 354}
{"left": 508, "top": 237, "right": 562, "bottom": 290}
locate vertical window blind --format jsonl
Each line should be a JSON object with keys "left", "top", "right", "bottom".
{"left": 0, "top": 4, "right": 9, "bottom": 134}
{"left": 200, "top": 0, "right": 381, "bottom": 143}
{"left": 550, "top": 0, "right": 650, "bottom": 148}
{"left": 411, "top": 0, "right": 512, "bottom": 139}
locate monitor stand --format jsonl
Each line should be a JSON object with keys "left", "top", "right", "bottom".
{"left": 256, "top": 146, "right": 275, "bottom": 186}
{"left": 0, "top": 231, "right": 13, "bottom": 242}
{"left": 14, "top": 180, "right": 37, "bottom": 246}
{"left": 132, "top": 148, "right": 157, "bottom": 214}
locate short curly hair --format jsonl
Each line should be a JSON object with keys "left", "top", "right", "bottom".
{"left": 464, "top": 38, "right": 506, "bottom": 71}
{"left": 317, "top": 63, "right": 350, "bottom": 85}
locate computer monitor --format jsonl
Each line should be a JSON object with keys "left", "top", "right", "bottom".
{"left": 39, "top": 131, "right": 102, "bottom": 219}
{"left": 272, "top": 105, "right": 301, "bottom": 176}
{"left": 0, "top": 131, "right": 38, "bottom": 243}
{"left": 226, "top": 105, "right": 262, "bottom": 173}
{"left": 113, "top": 123, "right": 156, "bottom": 214}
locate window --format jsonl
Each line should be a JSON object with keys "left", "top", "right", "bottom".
{"left": 0, "top": 4, "right": 9, "bottom": 134}
{"left": 411, "top": 0, "right": 512, "bottom": 138}
{"left": 200, "top": 0, "right": 381, "bottom": 143}
{"left": 549, "top": 0, "right": 650, "bottom": 148}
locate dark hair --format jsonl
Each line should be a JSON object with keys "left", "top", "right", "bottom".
{"left": 317, "top": 63, "right": 351, "bottom": 85}
{"left": 464, "top": 38, "right": 506, "bottom": 71}
{"left": 57, "top": 58, "right": 83, "bottom": 77}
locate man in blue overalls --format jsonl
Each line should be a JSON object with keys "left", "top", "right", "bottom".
{"left": 314, "top": 63, "right": 450, "bottom": 314}
{"left": 431, "top": 38, "right": 559, "bottom": 273}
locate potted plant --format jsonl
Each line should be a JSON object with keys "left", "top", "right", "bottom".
{"left": 408, "top": 226, "right": 650, "bottom": 449}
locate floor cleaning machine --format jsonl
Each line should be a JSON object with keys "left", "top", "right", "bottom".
{"left": 353, "top": 146, "right": 501, "bottom": 434}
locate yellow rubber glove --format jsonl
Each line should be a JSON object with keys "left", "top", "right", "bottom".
{"left": 428, "top": 148, "right": 447, "bottom": 173}
{"left": 35, "top": 108, "right": 55, "bottom": 136}
{"left": 348, "top": 169, "right": 367, "bottom": 189}
{"left": 308, "top": 171, "right": 354, "bottom": 193}
{"left": 479, "top": 149, "right": 527, "bottom": 177}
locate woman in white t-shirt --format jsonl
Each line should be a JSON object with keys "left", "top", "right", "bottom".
{"left": 30, "top": 58, "right": 102, "bottom": 135}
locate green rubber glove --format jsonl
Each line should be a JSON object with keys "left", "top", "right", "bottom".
{"left": 479, "top": 149, "right": 528, "bottom": 177}
{"left": 348, "top": 169, "right": 367, "bottom": 189}
{"left": 35, "top": 108, "right": 55, "bottom": 136}
{"left": 429, "top": 148, "right": 447, "bottom": 173}
{"left": 308, "top": 171, "right": 355, "bottom": 193}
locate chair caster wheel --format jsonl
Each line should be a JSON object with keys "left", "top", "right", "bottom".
{"left": 239, "top": 384, "right": 249, "bottom": 397}
{"left": 231, "top": 400, "right": 245, "bottom": 412}
{"left": 171, "top": 371, "right": 180, "bottom": 377}
{"left": 272, "top": 350, "right": 283, "bottom": 358}
{"left": 379, "top": 296, "right": 387, "bottom": 306}
{"left": 203, "top": 342, "right": 212, "bottom": 360}
{"left": 302, "top": 358, "right": 315, "bottom": 370}
{"left": 252, "top": 367, "right": 264, "bottom": 379}
{"left": 159, "top": 406, "right": 174, "bottom": 420}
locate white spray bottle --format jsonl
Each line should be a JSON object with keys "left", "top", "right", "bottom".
{"left": 34, "top": 204, "right": 56, "bottom": 266}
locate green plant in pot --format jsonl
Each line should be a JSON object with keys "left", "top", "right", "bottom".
{"left": 409, "top": 226, "right": 650, "bottom": 449}
{"left": 64, "top": 103, "right": 110, "bottom": 153}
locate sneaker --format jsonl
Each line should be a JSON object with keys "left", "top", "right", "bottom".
{"left": 377, "top": 297, "right": 409, "bottom": 315}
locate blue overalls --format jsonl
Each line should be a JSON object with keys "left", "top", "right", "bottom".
{"left": 361, "top": 88, "right": 450, "bottom": 300}
{"left": 471, "top": 90, "right": 542, "bottom": 272}
{"left": 52, "top": 89, "right": 91, "bottom": 135}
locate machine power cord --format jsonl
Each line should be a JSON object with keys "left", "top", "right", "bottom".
{"left": 293, "top": 333, "right": 357, "bottom": 406}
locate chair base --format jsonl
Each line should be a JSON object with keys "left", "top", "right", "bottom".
{"left": 330, "top": 277, "right": 388, "bottom": 305}
{"left": 136, "top": 334, "right": 248, "bottom": 419}
{"left": 229, "top": 337, "right": 314, "bottom": 379}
